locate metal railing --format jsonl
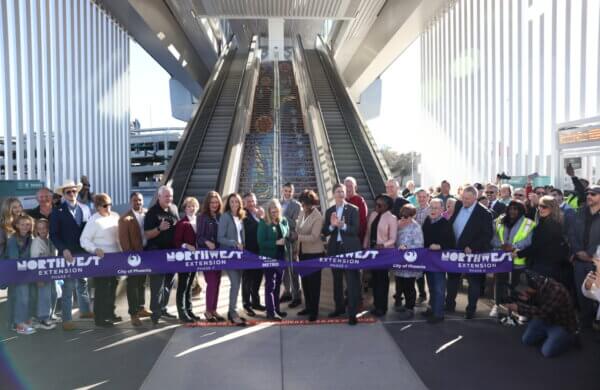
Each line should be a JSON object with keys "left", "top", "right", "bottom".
{"left": 293, "top": 35, "right": 337, "bottom": 209}
{"left": 315, "top": 34, "right": 392, "bottom": 190}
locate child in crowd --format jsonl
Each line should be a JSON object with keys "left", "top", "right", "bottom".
{"left": 6, "top": 215, "right": 36, "bottom": 335}
{"left": 30, "top": 218, "right": 57, "bottom": 330}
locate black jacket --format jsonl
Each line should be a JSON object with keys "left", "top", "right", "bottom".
{"left": 490, "top": 200, "right": 507, "bottom": 219}
{"left": 449, "top": 201, "right": 494, "bottom": 252}
{"left": 422, "top": 217, "right": 455, "bottom": 249}
{"left": 243, "top": 211, "right": 260, "bottom": 255}
{"left": 517, "top": 217, "right": 568, "bottom": 278}
{"left": 321, "top": 203, "right": 361, "bottom": 255}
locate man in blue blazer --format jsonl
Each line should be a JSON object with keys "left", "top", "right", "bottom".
{"left": 446, "top": 185, "right": 494, "bottom": 319}
{"left": 322, "top": 183, "right": 362, "bottom": 325}
{"left": 49, "top": 179, "right": 93, "bottom": 330}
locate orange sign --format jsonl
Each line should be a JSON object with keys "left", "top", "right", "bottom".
{"left": 559, "top": 127, "right": 600, "bottom": 145}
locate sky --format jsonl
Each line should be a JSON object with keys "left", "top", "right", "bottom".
{"left": 129, "top": 40, "right": 187, "bottom": 129}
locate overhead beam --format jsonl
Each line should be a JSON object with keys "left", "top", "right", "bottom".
{"left": 96, "top": 0, "right": 216, "bottom": 97}
{"left": 338, "top": 0, "right": 447, "bottom": 100}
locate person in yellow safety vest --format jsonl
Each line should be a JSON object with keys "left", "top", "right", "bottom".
{"left": 489, "top": 200, "right": 535, "bottom": 318}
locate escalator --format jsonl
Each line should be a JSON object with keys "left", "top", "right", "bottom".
{"left": 279, "top": 61, "right": 318, "bottom": 195}
{"left": 164, "top": 44, "right": 248, "bottom": 206}
{"left": 303, "top": 40, "right": 389, "bottom": 207}
{"left": 238, "top": 63, "right": 275, "bottom": 204}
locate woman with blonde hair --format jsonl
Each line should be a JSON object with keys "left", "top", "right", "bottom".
{"left": 197, "top": 191, "right": 225, "bottom": 322}
{"left": 174, "top": 196, "right": 200, "bottom": 323}
{"left": 217, "top": 193, "right": 247, "bottom": 325}
{"left": 516, "top": 196, "right": 568, "bottom": 280}
{"left": 0, "top": 197, "right": 24, "bottom": 256}
{"left": 258, "top": 199, "right": 289, "bottom": 321}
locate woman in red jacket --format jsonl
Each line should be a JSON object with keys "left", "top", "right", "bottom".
{"left": 174, "top": 197, "right": 200, "bottom": 323}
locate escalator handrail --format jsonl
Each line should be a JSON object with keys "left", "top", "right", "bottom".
{"left": 161, "top": 38, "right": 236, "bottom": 205}
{"left": 215, "top": 37, "right": 257, "bottom": 195}
{"left": 297, "top": 35, "right": 341, "bottom": 185}
{"left": 174, "top": 47, "right": 238, "bottom": 207}
{"left": 315, "top": 34, "right": 390, "bottom": 190}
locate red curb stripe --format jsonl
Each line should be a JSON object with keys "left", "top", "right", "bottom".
{"left": 183, "top": 317, "right": 378, "bottom": 328}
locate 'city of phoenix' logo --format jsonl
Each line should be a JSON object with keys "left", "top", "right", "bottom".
{"left": 403, "top": 251, "right": 418, "bottom": 263}
{"left": 128, "top": 254, "right": 142, "bottom": 267}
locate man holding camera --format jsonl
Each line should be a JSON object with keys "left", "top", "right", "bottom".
{"left": 505, "top": 270, "right": 578, "bottom": 358}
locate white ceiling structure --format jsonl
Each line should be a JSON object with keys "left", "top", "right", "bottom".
{"left": 107, "top": 0, "right": 447, "bottom": 98}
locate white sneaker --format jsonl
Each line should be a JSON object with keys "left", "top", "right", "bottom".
{"left": 489, "top": 305, "right": 499, "bottom": 318}
{"left": 16, "top": 324, "right": 36, "bottom": 335}
{"left": 38, "top": 320, "right": 56, "bottom": 330}
{"left": 517, "top": 315, "right": 528, "bottom": 324}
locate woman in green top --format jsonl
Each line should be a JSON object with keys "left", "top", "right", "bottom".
{"left": 258, "top": 199, "right": 289, "bottom": 321}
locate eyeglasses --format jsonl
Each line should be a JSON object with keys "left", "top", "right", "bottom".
{"left": 64, "top": 190, "right": 77, "bottom": 195}
{"left": 101, "top": 204, "right": 112, "bottom": 208}
{"left": 537, "top": 204, "right": 549, "bottom": 210}
{"left": 485, "top": 191, "right": 495, "bottom": 195}
{"left": 535, "top": 191, "right": 546, "bottom": 196}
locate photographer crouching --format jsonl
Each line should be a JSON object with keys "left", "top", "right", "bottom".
{"left": 504, "top": 270, "right": 579, "bottom": 358}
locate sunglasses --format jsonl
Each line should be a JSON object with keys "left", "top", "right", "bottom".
{"left": 64, "top": 190, "right": 77, "bottom": 195}
{"left": 535, "top": 192, "right": 545, "bottom": 196}
{"left": 538, "top": 204, "right": 549, "bottom": 209}
{"left": 587, "top": 192, "right": 600, "bottom": 197}
{"left": 101, "top": 204, "right": 112, "bottom": 208}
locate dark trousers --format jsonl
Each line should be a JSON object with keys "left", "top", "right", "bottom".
{"left": 264, "top": 269, "right": 283, "bottom": 316}
{"left": 332, "top": 268, "right": 361, "bottom": 317}
{"left": 242, "top": 269, "right": 263, "bottom": 307}
{"left": 176, "top": 272, "right": 196, "bottom": 315}
{"left": 371, "top": 270, "right": 389, "bottom": 313}
{"left": 94, "top": 277, "right": 117, "bottom": 321}
{"left": 416, "top": 275, "right": 427, "bottom": 298}
{"left": 126, "top": 275, "right": 146, "bottom": 316}
{"left": 150, "top": 273, "right": 175, "bottom": 320}
{"left": 426, "top": 272, "right": 447, "bottom": 318}
{"left": 446, "top": 273, "right": 484, "bottom": 313}
{"left": 395, "top": 276, "right": 416, "bottom": 309}
{"left": 300, "top": 252, "right": 322, "bottom": 316}
{"left": 493, "top": 269, "right": 525, "bottom": 304}
{"left": 574, "top": 260, "right": 597, "bottom": 327}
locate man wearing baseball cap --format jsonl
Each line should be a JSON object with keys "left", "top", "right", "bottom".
{"left": 49, "top": 179, "right": 94, "bottom": 330}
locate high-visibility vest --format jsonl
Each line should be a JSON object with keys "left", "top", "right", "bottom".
{"left": 566, "top": 194, "right": 579, "bottom": 210}
{"left": 495, "top": 217, "right": 536, "bottom": 267}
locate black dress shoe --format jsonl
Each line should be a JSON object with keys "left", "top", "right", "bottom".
{"left": 444, "top": 303, "right": 456, "bottom": 313}
{"left": 420, "top": 308, "right": 433, "bottom": 318}
{"left": 251, "top": 304, "right": 266, "bottom": 311}
{"left": 308, "top": 315, "right": 318, "bottom": 322}
{"left": 243, "top": 305, "right": 256, "bottom": 317}
{"left": 280, "top": 293, "right": 293, "bottom": 303}
{"left": 161, "top": 311, "right": 177, "bottom": 319}
{"left": 465, "top": 311, "right": 475, "bottom": 320}
{"left": 109, "top": 315, "right": 123, "bottom": 322}
{"left": 151, "top": 317, "right": 160, "bottom": 326}
{"left": 179, "top": 313, "right": 194, "bottom": 323}
{"left": 275, "top": 310, "right": 288, "bottom": 318}
{"left": 328, "top": 310, "right": 346, "bottom": 318}
{"left": 370, "top": 309, "right": 385, "bottom": 317}
{"left": 266, "top": 314, "right": 282, "bottom": 322}
{"left": 95, "top": 319, "right": 115, "bottom": 328}
{"left": 348, "top": 316, "right": 358, "bottom": 326}
{"left": 288, "top": 299, "right": 302, "bottom": 308}
{"left": 187, "top": 311, "right": 201, "bottom": 321}
{"left": 297, "top": 309, "right": 310, "bottom": 316}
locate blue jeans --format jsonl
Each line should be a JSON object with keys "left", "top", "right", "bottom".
{"left": 573, "top": 260, "right": 596, "bottom": 327}
{"left": 522, "top": 318, "right": 574, "bottom": 358}
{"left": 12, "top": 283, "right": 30, "bottom": 324}
{"left": 36, "top": 282, "right": 53, "bottom": 321}
{"left": 426, "top": 272, "right": 446, "bottom": 318}
{"left": 61, "top": 278, "right": 91, "bottom": 321}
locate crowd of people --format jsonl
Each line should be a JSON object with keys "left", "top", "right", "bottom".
{"left": 1, "top": 167, "right": 599, "bottom": 358}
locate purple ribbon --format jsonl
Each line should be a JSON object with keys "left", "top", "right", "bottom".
{"left": 0, "top": 248, "right": 513, "bottom": 285}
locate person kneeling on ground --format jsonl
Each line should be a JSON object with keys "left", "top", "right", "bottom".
{"left": 505, "top": 270, "right": 579, "bottom": 358}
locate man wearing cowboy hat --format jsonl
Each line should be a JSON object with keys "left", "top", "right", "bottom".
{"left": 49, "top": 179, "right": 94, "bottom": 330}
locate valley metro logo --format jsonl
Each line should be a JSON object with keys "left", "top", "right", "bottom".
{"left": 127, "top": 254, "right": 142, "bottom": 267}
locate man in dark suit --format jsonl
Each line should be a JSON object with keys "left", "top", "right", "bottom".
{"left": 280, "top": 183, "right": 302, "bottom": 307}
{"left": 49, "top": 179, "right": 94, "bottom": 331}
{"left": 446, "top": 185, "right": 494, "bottom": 319}
{"left": 486, "top": 183, "right": 507, "bottom": 218}
{"left": 322, "top": 183, "right": 362, "bottom": 325}
{"left": 242, "top": 193, "right": 266, "bottom": 316}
